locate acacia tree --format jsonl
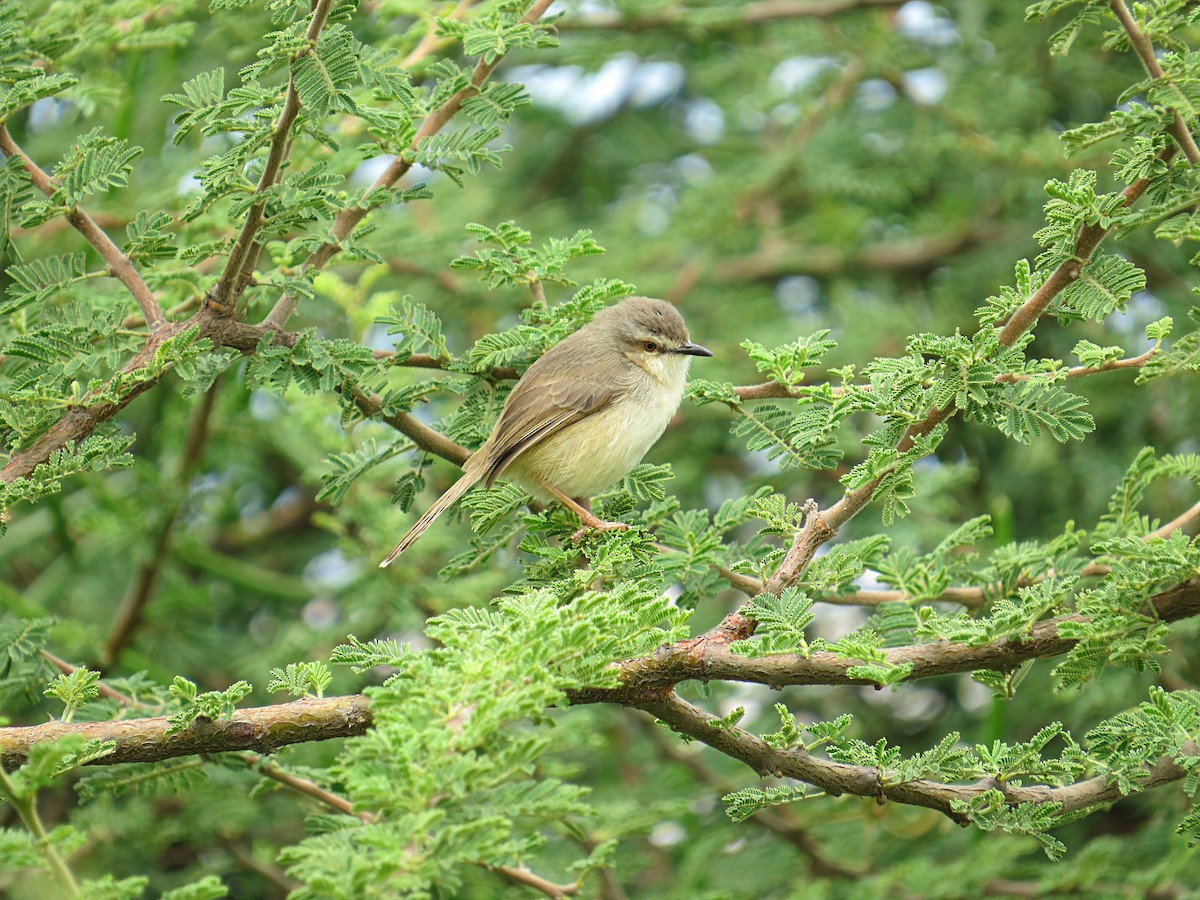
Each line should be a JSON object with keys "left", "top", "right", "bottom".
{"left": 3, "top": 0, "right": 1200, "bottom": 896}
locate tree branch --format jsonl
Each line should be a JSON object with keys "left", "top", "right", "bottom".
{"left": 19, "top": 581, "right": 1196, "bottom": 760}
{"left": 581, "top": 577, "right": 1200, "bottom": 693}
{"left": 0, "top": 123, "right": 166, "bottom": 331}
{"left": 347, "top": 385, "right": 471, "bottom": 467}
{"left": 0, "top": 695, "right": 372, "bottom": 770}
{"left": 5, "top": 578, "right": 1199, "bottom": 834}
{"left": 719, "top": 143, "right": 1181, "bottom": 629}
{"left": 994, "top": 346, "right": 1159, "bottom": 383}
{"left": 730, "top": 344, "right": 1156, "bottom": 402}
{"left": 483, "top": 864, "right": 579, "bottom": 899}
{"left": 0, "top": 319, "right": 192, "bottom": 482}
{"left": 620, "top": 691, "right": 1193, "bottom": 825}
{"left": 997, "top": 148, "right": 1174, "bottom": 347}
{"left": 241, "top": 751, "right": 366, "bottom": 820}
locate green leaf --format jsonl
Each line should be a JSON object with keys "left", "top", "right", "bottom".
{"left": 730, "top": 588, "right": 814, "bottom": 657}
{"left": 2, "top": 252, "right": 89, "bottom": 315}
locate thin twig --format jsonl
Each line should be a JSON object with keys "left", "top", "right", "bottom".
{"left": 374, "top": 350, "right": 520, "bottom": 381}
{"left": 0, "top": 124, "right": 166, "bottom": 331}
{"left": 241, "top": 752, "right": 370, "bottom": 821}
{"left": 484, "top": 864, "right": 579, "bottom": 899}
{"left": 260, "top": 0, "right": 558, "bottom": 330}
{"left": 122, "top": 296, "right": 202, "bottom": 330}
{"left": 223, "top": 837, "right": 301, "bottom": 892}
{"left": 1109, "top": 0, "right": 1200, "bottom": 165}
{"left": 993, "top": 346, "right": 1159, "bottom": 382}
{"left": 763, "top": 500, "right": 830, "bottom": 596}
{"left": 997, "top": 148, "right": 1174, "bottom": 347}
{"left": 0, "top": 317, "right": 192, "bottom": 482}
{"left": 732, "top": 347, "right": 1155, "bottom": 401}
{"left": 209, "top": 0, "right": 338, "bottom": 313}
{"left": 347, "top": 385, "right": 471, "bottom": 466}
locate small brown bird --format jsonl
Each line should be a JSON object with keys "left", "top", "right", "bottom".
{"left": 379, "top": 296, "right": 712, "bottom": 566}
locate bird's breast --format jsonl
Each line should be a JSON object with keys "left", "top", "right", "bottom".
{"left": 509, "top": 362, "right": 688, "bottom": 499}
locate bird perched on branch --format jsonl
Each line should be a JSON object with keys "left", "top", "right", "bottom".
{"left": 380, "top": 296, "right": 712, "bottom": 566}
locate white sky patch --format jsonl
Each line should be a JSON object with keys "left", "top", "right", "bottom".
{"left": 857, "top": 78, "right": 897, "bottom": 112}
{"left": 903, "top": 67, "right": 948, "bottom": 106}
{"left": 350, "top": 154, "right": 396, "bottom": 187}
{"left": 770, "top": 56, "right": 838, "bottom": 95}
{"left": 629, "top": 60, "right": 686, "bottom": 107}
{"left": 673, "top": 152, "right": 713, "bottom": 183}
{"left": 511, "top": 56, "right": 685, "bottom": 126}
{"left": 683, "top": 97, "right": 725, "bottom": 144}
{"left": 304, "top": 548, "right": 359, "bottom": 592}
{"left": 649, "top": 821, "right": 687, "bottom": 848}
{"left": 896, "top": 1, "right": 960, "bottom": 47}
{"left": 775, "top": 275, "right": 822, "bottom": 318}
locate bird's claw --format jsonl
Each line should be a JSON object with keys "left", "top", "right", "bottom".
{"left": 570, "top": 520, "right": 631, "bottom": 543}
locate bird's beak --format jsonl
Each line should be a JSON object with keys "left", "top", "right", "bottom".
{"left": 678, "top": 341, "right": 713, "bottom": 357}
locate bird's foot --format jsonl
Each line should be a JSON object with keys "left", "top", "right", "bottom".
{"left": 570, "top": 518, "right": 630, "bottom": 543}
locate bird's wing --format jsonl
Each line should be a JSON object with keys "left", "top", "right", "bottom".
{"left": 480, "top": 351, "right": 617, "bottom": 486}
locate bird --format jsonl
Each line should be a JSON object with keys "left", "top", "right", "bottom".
{"left": 379, "top": 296, "right": 712, "bottom": 566}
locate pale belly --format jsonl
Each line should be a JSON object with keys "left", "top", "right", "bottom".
{"left": 506, "top": 381, "right": 682, "bottom": 501}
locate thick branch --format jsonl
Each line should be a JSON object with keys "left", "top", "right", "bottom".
{"left": 576, "top": 577, "right": 1200, "bottom": 693}
{"left": 621, "top": 691, "right": 1192, "bottom": 824}
{"left": 0, "top": 124, "right": 166, "bottom": 331}
{"left": 0, "top": 695, "right": 372, "bottom": 770}
{"left": 5, "top": 579, "right": 1199, "bottom": 832}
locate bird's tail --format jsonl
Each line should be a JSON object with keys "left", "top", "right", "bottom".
{"left": 378, "top": 469, "right": 480, "bottom": 567}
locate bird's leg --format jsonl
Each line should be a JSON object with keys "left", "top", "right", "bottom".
{"left": 533, "top": 476, "right": 630, "bottom": 542}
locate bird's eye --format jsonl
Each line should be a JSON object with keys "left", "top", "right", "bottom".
{"left": 642, "top": 340, "right": 659, "bottom": 353}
